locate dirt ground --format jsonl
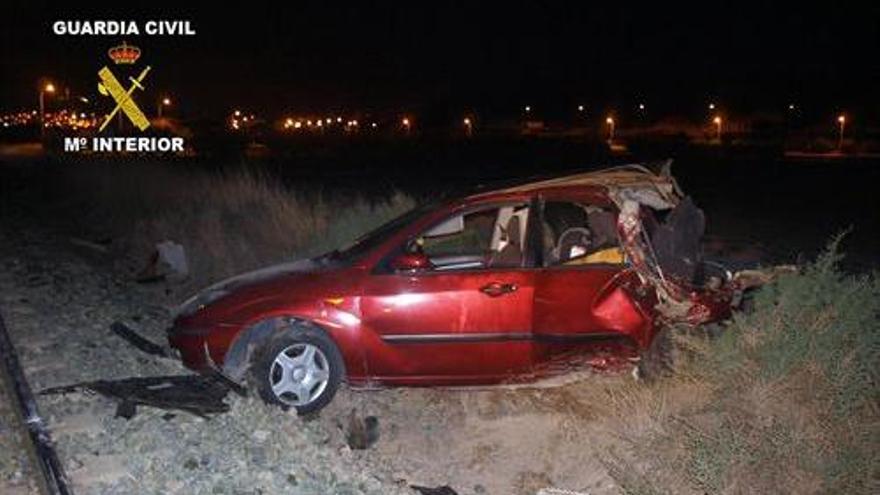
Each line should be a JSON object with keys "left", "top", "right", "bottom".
{"left": 0, "top": 216, "right": 633, "bottom": 495}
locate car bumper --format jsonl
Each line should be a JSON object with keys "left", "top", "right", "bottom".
{"left": 167, "top": 326, "right": 213, "bottom": 372}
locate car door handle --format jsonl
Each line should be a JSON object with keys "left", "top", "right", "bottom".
{"left": 480, "top": 282, "right": 518, "bottom": 297}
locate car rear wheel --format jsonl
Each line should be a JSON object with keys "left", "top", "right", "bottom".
{"left": 250, "top": 324, "right": 344, "bottom": 414}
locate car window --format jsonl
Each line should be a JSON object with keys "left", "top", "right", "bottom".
{"left": 421, "top": 209, "right": 495, "bottom": 257}
{"left": 542, "top": 201, "right": 624, "bottom": 267}
{"left": 333, "top": 202, "right": 434, "bottom": 262}
{"left": 411, "top": 203, "right": 530, "bottom": 271}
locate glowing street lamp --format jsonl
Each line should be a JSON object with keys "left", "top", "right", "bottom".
{"left": 463, "top": 117, "right": 473, "bottom": 137}
{"left": 837, "top": 114, "right": 846, "bottom": 150}
{"left": 39, "top": 81, "right": 56, "bottom": 138}
{"left": 157, "top": 96, "right": 171, "bottom": 118}
{"left": 708, "top": 102, "right": 716, "bottom": 110}
{"left": 402, "top": 117, "right": 411, "bottom": 134}
{"left": 713, "top": 115, "right": 722, "bottom": 142}
{"left": 605, "top": 116, "right": 615, "bottom": 143}
{"left": 577, "top": 104, "right": 585, "bottom": 112}
{"left": 524, "top": 105, "right": 531, "bottom": 114}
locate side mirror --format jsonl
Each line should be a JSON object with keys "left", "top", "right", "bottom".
{"left": 391, "top": 252, "right": 433, "bottom": 272}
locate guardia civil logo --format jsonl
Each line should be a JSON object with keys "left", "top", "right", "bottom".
{"left": 98, "top": 41, "right": 151, "bottom": 132}
{"left": 63, "top": 41, "right": 184, "bottom": 153}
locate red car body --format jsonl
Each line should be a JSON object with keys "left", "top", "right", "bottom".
{"left": 168, "top": 165, "right": 738, "bottom": 387}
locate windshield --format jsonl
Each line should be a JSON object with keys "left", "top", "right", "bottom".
{"left": 330, "top": 202, "right": 435, "bottom": 262}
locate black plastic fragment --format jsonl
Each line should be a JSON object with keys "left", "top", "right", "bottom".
{"left": 110, "top": 321, "right": 168, "bottom": 358}
{"left": 41, "top": 374, "right": 232, "bottom": 419}
{"left": 410, "top": 486, "right": 459, "bottom": 495}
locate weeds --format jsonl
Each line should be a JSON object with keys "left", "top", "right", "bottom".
{"left": 56, "top": 163, "right": 415, "bottom": 290}
{"left": 604, "top": 234, "right": 879, "bottom": 494}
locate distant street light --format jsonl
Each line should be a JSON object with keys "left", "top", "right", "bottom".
{"left": 158, "top": 97, "right": 171, "bottom": 118}
{"left": 39, "top": 81, "right": 56, "bottom": 139}
{"left": 837, "top": 114, "right": 846, "bottom": 150}
{"left": 577, "top": 104, "right": 585, "bottom": 112}
{"left": 402, "top": 117, "right": 411, "bottom": 133}
{"left": 463, "top": 117, "right": 473, "bottom": 137}
{"left": 708, "top": 102, "right": 716, "bottom": 110}
{"left": 524, "top": 105, "right": 531, "bottom": 113}
{"left": 638, "top": 103, "right": 645, "bottom": 111}
{"left": 713, "top": 115, "right": 722, "bottom": 142}
{"left": 605, "top": 116, "right": 615, "bottom": 143}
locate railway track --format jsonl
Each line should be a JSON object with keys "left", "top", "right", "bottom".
{"left": 0, "top": 310, "right": 72, "bottom": 494}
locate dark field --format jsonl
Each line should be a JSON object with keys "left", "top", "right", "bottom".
{"left": 4, "top": 138, "right": 879, "bottom": 271}
{"left": 217, "top": 139, "right": 880, "bottom": 271}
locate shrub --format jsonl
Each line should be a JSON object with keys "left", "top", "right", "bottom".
{"left": 606, "top": 234, "right": 880, "bottom": 494}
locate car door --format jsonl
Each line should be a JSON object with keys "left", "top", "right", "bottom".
{"left": 360, "top": 201, "right": 537, "bottom": 383}
{"left": 532, "top": 199, "right": 653, "bottom": 356}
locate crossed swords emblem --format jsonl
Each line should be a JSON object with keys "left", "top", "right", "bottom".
{"left": 97, "top": 65, "right": 152, "bottom": 132}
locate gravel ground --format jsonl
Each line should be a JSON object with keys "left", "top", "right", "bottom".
{"left": 0, "top": 220, "right": 627, "bottom": 495}
{"left": 0, "top": 362, "right": 40, "bottom": 494}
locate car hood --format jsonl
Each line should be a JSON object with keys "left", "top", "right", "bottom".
{"left": 174, "top": 257, "right": 337, "bottom": 319}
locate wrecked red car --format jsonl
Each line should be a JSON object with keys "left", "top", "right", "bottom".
{"left": 168, "top": 164, "right": 747, "bottom": 413}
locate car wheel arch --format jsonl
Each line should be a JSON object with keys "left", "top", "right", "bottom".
{"left": 222, "top": 315, "right": 332, "bottom": 383}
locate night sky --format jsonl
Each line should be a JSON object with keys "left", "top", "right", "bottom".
{"left": 3, "top": 2, "right": 878, "bottom": 121}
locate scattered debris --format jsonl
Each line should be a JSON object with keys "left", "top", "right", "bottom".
{"left": 40, "top": 375, "right": 232, "bottom": 419}
{"left": 69, "top": 236, "right": 110, "bottom": 254}
{"left": 345, "top": 409, "right": 379, "bottom": 450}
{"left": 410, "top": 485, "right": 458, "bottom": 495}
{"left": 137, "top": 240, "right": 188, "bottom": 282}
{"left": 110, "top": 321, "right": 168, "bottom": 358}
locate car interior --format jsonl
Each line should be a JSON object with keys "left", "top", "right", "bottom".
{"left": 541, "top": 201, "right": 625, "bottom": 267}
{"left": 413, "top": 204, "right": 530, "bottom": 271}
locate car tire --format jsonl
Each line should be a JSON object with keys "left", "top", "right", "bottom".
{"left": 249, "top": 322, "right": 345, "bottom": 415}
{"left": 638, "top": 326, "right": 676, "bottom": 382}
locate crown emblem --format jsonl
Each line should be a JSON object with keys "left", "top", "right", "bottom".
{"left": 107, "top": 41, "right": 141, "bottom": 64}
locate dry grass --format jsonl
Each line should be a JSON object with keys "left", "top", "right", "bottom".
{"left": 599, "top": 235, "right": 879, "bottom": 494}
{"left": 58, "top": 163, "right": 415, "bottom": 291}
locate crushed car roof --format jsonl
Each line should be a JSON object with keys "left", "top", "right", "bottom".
{"left": 466, "top": 163, "right": 683, "bottom": 205}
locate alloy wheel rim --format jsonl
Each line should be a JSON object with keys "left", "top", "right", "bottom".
{"left": 269, "top": 343, "right": 330, "bottom": 406}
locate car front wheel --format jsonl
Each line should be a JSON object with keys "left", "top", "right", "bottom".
{"left": 250, "top": 324, "right": 344, "bottom": 414}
